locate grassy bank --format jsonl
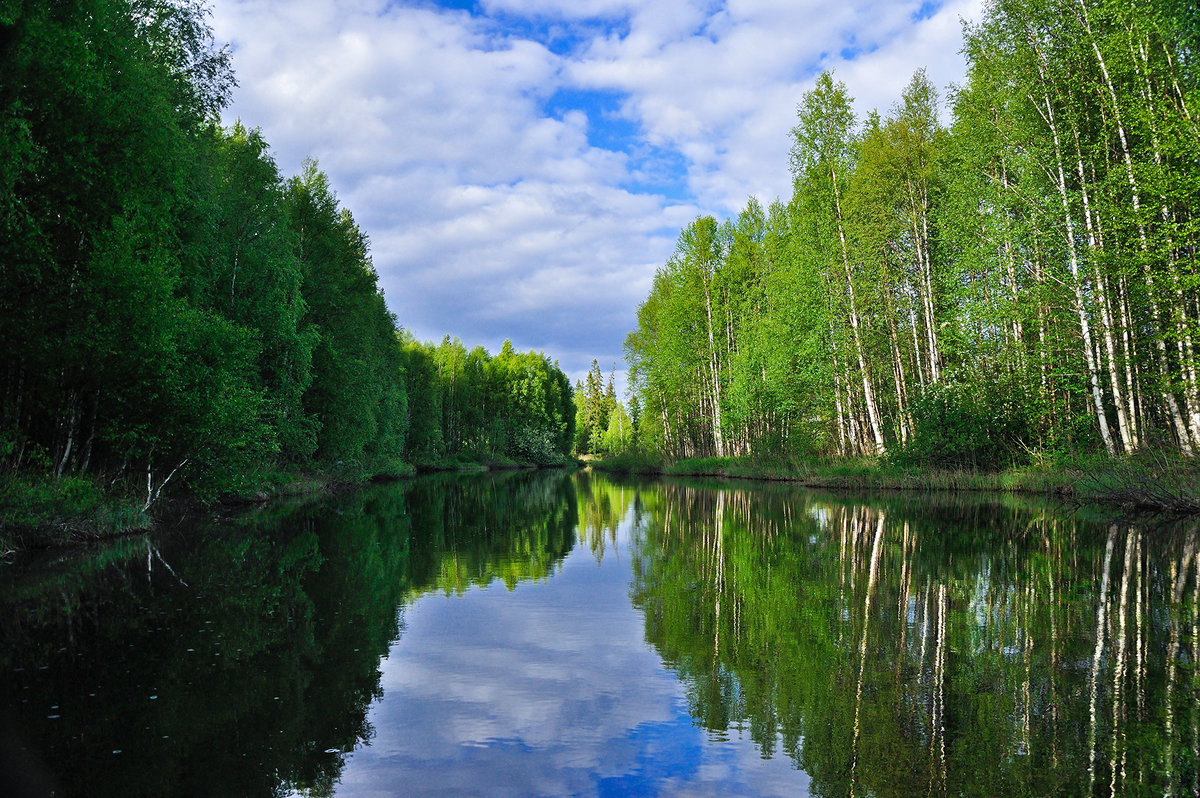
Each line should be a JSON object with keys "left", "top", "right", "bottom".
{"left": 0, "top": 465, "right": 402, "bottom": 553}
{"left": 1, "top": 455, "right": 583, "bottom": 553}
{"left": 1, "top": 473, "right": 150, "bottom": 554}
{"left": 410, "top": 453, "right": 577, "bottom": 473}
{"left": 590, "top": 452, "right": 1200, "bottom": 515}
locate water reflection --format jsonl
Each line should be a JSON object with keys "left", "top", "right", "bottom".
{"left": 0, "top": 470, "right": 576, "bottom": 797}
{"left": 627, "top": 480, "right": 1200, "bottom": 797}
{"left": 1, "top": 471, "right": 1197, "bottom": 796}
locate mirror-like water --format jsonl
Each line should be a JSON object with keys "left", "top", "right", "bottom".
{"left": 1, "top": 471, "right": 1197, "bottom": 796}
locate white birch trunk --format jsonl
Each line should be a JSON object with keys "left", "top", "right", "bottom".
{"left": 1078, "top": 1, "right": 1194, "bottom": 451}
{"left": 832, "top": 168, "right": 886, "bottom": 453}
{"left": 1029, "top": 76, "right": 1117, "bottom": 455}
{"left": 1075, "top": 139, "right": 1135, "bottom": 453}
{"left": 701, "top": 277, "right": 725, "bottom": 457}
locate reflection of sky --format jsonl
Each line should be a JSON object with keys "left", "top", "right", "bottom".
{"left": 329, "top": 513, "right": 810, "bottom": 797}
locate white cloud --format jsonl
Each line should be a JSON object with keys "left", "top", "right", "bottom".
{"left": 481, "top": 0, "right": 635, "bottom": 19}
{"left": 330, "top": 514, "right": 814, "bottom": 796}
{"left": 208, "top": 0, "right": 984, "bottom": 394}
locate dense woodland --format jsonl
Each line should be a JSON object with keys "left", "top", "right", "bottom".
{"left": 0, "top": 0, "right": 574, "bottom": 510}
{"left": 626, "top": 0, "right": 1200, "bottom": 468}
{"left": 572, "top": 359, "right": 637, "bottom": 457}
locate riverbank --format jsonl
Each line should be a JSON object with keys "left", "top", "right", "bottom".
{"left": 1, "top": 456, "right": 577, "bottom": 553}
{"left": 0, "top": 469, "right": 355, "bottom": 554}
{"left": 590, "top": 452, "right": 1200, "bottom": 515}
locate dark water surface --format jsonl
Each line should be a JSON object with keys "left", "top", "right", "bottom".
{"left": 2, "top": 471, "right": 1198, "bottom": 796}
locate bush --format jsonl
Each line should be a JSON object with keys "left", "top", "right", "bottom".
{"left": 591, "top": 450, "right": 665, "bottom": 475}
{"left": 891, "top": 380, "right": 1030, "bottom": 471}
{"left": 509, "top": 425, "right": 557, "bottom": 465}
{"left": 0, "top": 472, "right": 148, "bottom": 546}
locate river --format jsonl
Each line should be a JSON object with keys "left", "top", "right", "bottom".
{"left": 1, "top": 470, "right": 1197, "bottom": 796}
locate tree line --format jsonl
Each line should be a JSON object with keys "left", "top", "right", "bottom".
{"left": 0, "top": 0, "right": 573, "bottom": 507}
{"left": 401, "top": 336, "right": 575, "bottom": 469}
{"left": 571, "top": 359, "right": 638, "bottom": 457}
{"left": 626, "top": 0, "right": 1200, "bottom": 467}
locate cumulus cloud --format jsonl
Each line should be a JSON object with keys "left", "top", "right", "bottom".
{"left": 208, "top": 0, "right": 983, "bottom": 392}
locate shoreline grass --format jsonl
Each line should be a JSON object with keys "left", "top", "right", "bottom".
{"left": 1, "top": 473, "right": 151, "bottom": 555}
{"left": 2, "top": 457, "right": 580, "bottom": 553}
{"left": 590, "top": 452, "right": 1199, "bottom": 515}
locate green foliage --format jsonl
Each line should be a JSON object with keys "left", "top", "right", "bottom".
{"left": 588, "top": 450, "right": 665, "bottom": 475}
{"left": 400, "top": 336, "right": 574, "bottom": 469}
{"left": 889, "top": 380, "right": 1032, "bottom": 471}
{"left": 573, "top": 359, "right": 616, "bottom": 455}
{"left": 0, "top": 0, "right": 574, "bottom": 531}
{"left": 626, "top": 0, "right": 1200, "bottom": 466}
{"left": 285, "top": 161, "right": 409, "bottom": 475}
{"left": 0, "top": 472, "right": 147, "bottom": 544}
{"left": 600, "top": 403, "right": 634, "bottom": 455}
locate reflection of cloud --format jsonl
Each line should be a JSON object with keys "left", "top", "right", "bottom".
{"left": 328, "top": 518, "right": 811, "bottom": 796}
{"left": 210, "top": 0, "right": 983, "bottom": 390}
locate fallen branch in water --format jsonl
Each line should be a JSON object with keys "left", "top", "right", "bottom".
{"left": 1079, "top": 454, "right": 1200, "bottom": 515}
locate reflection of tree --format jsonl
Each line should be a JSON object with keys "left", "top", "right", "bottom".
{"left": 0, "top": 469, "right": 577, "bottom": 797}
{"left": 574, "top": 470, "right": 639, "bottom": 563}
{"left": 403, "top": 469, "right": 577, "bottom": 594}
{"left": 628, "top": 479, "right": 1200, "bottom": 796}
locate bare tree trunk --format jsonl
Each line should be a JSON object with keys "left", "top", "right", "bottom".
{"left": 1034, "top": 254, "right": 1050, "bottom": 399}
{"left": 143, "top": 458, "right": 189, "bottom": 513}
{"left": 55, "top": 390, "right": 81, "bottom": 479}
{"left": 832, "top": 166, "right": 886, "bottom": 454}
{"left": 998, "top": 158, "right": 1026, "bottom": 366}
{"left": 832, "top": 344, "right": 849, "bottom": 456}
{"left": 1077, "top": 146, "right": 1136, "bottom": 453}
{"left": 909, "top": 183, "right": 941, "bottom": 383}
{"left": 1029, "top": 76, "right": 1117, "bottom": 455}
{"left": 1078, "top": 0, "right": 1194, "bottom": 451}
{"left": 884, "top": 285, "right": 912, "bottom": 442}
{"left": 701, "top": 275, "right": 725, "bottom": 457}
{"left": 1116, "top": 277, "right": 1142, "bottom": 449}
{"left": 1129, "top": 27, "right": 1200, "bottom": 449}
{"left": 909, "top": 305, "right": 926, "bottom": 388}
{"left": 78, "top": 388, "right": 100, "bottom": 474}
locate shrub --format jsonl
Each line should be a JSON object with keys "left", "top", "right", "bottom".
{"left": 891, "top": 380, "right": 1030, "bottom": 471}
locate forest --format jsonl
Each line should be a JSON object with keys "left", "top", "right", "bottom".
{"left": 0, "top": 0, "right": 575, "bottom": 526}
{"left": 625, "top": 0, "right": 1200, "bottom": 469}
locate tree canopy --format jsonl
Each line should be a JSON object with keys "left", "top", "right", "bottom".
{"left": 627, "top": 0, "right": 1200, "bottom": 466}
{"left": 0, "top": 0, "right": 573, "bottom": 510}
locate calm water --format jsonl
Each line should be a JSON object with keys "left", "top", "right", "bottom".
{"left": 1, "top": 470, "right": 1198, "bottom": 796}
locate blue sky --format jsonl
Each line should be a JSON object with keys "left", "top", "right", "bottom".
{"left": 209, "top": 0, "right": 982, "bottom": 394}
